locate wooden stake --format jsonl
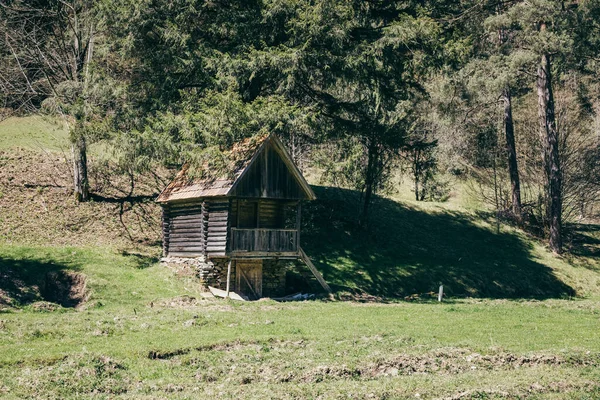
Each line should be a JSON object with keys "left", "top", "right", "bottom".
{"left": 226, "top": 259, "right": 232, "bottom": 298}
{"left": 438, "top": 285, "right": 443, "bottom": 302}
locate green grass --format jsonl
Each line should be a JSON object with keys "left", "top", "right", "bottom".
{"left": 302, "top": 186, "right": 600, "bottom": 299}
{"left": 0, "top": 116, "right": 69, "bottom": 151}
{"left": 1, "top": 245, "right": 600, "bottom": 398}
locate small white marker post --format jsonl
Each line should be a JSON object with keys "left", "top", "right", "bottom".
{"left": 438, "top": 285, "right": 443, "bottom": 302}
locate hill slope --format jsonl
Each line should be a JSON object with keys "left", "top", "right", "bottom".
{"left": 1, "top": 116, "right": 600, "bottom": 300}
{"left": 2, "top": 117, "right": 600, "bottom": 399}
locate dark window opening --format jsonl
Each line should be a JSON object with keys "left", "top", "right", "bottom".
{"left": 238, "top": 201, "right": 258, "bottom": 228}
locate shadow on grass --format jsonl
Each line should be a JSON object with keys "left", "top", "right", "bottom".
{"left": 0, "top": 256, "right": 84, "bottom": 307}
{"left": 302, "top": 186, "right": 576, "bottom": 300}
{"left": 121, "top": 250, "right": 160, "bottom": 269}
{"left": 567, "top": 223, "right": 600, "bottom": 259}
{"left": 90, "top": 193, "right": 158, "bottom": 204}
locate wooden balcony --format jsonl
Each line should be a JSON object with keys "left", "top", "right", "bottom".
{"left": 229, "top": 228, "right": 299, "bottom": 255}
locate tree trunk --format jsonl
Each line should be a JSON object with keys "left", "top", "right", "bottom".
{"left": 72, "top": 133, "right": 89, "bottom": 202}
{"left": 413, "top": 151, "right": 420, "bottom": 201}
{"left": 537, "top": 53, "right": 562, "bottom": 253}
{"left": 502, "top": 88, "right": 522, "bottom": 221}
{"left": 360, "top": 138, "right": 378, "bottom": 227}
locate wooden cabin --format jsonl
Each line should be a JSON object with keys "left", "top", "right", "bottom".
{"left": 157, "top": 134, "right": 317, "bottom": 299}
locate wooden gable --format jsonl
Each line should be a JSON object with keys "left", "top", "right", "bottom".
{"left": 157, "top": 134, "right": 315, "bottom": 203}
{"left": 229, "top": 136, "right": 315, "bottom": 200}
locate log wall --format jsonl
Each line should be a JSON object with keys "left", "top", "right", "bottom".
{"left": 205, "top": 199, "right": 230, "bottom": 257}
{"left": 162, "top": 201, "right": 205, "bottom": 257}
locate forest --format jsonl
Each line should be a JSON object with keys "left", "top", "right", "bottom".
{"left": 2, "top": 0, "right": 600, "bottom": 254}
{"left": 3, "top": 1, "right": 600, "bottom": 398}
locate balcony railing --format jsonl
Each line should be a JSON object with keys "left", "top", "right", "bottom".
{"left": 230, "top": 228, "right": 299, "bottom": 254}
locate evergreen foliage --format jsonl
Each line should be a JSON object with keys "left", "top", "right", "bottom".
{"left": 1, "top": 0, "right": 600, "bottom": 250}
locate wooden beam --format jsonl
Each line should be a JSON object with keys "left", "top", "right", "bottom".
{"left": 296, "top": 202, "right": 302, "bottom": 248}
{"left": 225, "top": 259, "right": 232, "bottom": 297}
{"left": 299, "top": 247, "right": 332, "bottom": 293}
{"left": 209, "top": 286, "right": 247, "bottom": 301}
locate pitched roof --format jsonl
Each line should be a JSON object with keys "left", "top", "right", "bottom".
{"left": 156, "top": 134, "right": 316, "bottom": 202}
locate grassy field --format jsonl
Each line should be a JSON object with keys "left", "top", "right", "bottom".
{"left": 1, "top": 245, "right": 600, "bottom": 399}
{"left": 2, "top": 116, "right": 600, "bottom": 398}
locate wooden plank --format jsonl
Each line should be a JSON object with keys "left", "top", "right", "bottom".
{"left": 167, "top": 205, "right": 204, "bottom": 211}
{"left": 206, "top": 246, "right": 227, "bottom": 251}
{"left": 207, "top": 233, "right": 227, "bottom": 238}
{"left": 296, "top": 202, "right": 301, "bottom": 247}
{"left": 170, "top": 215, "right": 203, "bottom": 221}
{"left": 169, "top": 223, "right": 204, "bottom": 229}
{"left": 238, "top": 266, "right": 258, "bottom": 299}
{"left": 167, "top": 235, "right": 204, "bottom": 240}
{"left": 208, "top": 286, "right": 248, "bottom": 301}
{"left": 166, "top": 206, "right": 203, "bottom": 212}
{"left": 169, "top": 234, "right": 202, "bottom": 242}
{"left": 167, "top": 229, "right": 203, "bottom": 235}
{"left": 208, "top": 211, "right": 228, "bottom": 217}
{"left": 170, "top": 215, "right": 204, "bottom": 222}
{"left": 170, "top": 224, "right": 203, "bottom": 231}
{"left": 299, "top": 247, "right": 332, "bottom": 293}
{"left": 167, "top": 240, "right": 204, "bottom": 246}
{"left": 167, "top": 252, "right": 204, "bottom": 257}
{"left": 225, "top": 260, "right": 232, "bottom": 296}
{"left": 168, "top": 233, "right": 204, "bottom": 238}
{"left": 207, "top": 226, "right": 228, "bottom": 233}
{"left": 207, "top": 206, "right": 229, "bottom": 212}
{"left": 207, "top": 216, "right": 228, "bottom": 223}
{"left": 169, "top": 245, "right": 205, "bottom": 251}
{"left": 167, "top": 209, "right": 204, "bottom": 216}
{"left": 206, "top": 241, "right": 227, "bottom": 247}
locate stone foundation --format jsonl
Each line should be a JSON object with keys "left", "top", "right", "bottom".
{"left": 161, "top": 256, "right": 290, "bottom": 297}
{"left": 160, "top": 256, "right": 230, "bottom": 289}
{"left": 262, "top": 259, "right": 288, "bottom": 298}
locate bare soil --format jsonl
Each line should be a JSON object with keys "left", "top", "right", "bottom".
{"left": 41, "top": 271, "right": 89, "bottom": 308}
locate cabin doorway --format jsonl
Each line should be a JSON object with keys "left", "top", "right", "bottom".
{"left": 235, "top": 260, "right": 263, "bottom": 299}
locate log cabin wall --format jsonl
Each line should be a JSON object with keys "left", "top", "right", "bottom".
{"left": 205, "top": 199, "right": 230, "bottom": 257}
{"left": 258, "top": 200, "right": 285, "bottom": 228}
{"left": 162, "top": 201, "right": 205, "bottom": 257}
{"left": 230, "top": 198, "right": 290, "bottom": 229}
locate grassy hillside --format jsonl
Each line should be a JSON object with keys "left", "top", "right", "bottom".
{"left": 0, "top": 117, "right": 167, "bottom": 249}
{"left": 302, "top": 186, "right": 600, "bottom": 299}
{"left": 0, "top": 116, "right": 69, "bottom": 151}
{"left": 2, "top": 117, "right": 600, "bottom": 398}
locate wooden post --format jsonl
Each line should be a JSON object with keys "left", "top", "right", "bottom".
{"left": 296, "top": 202, "right": 302, "bottom": 250}
{"left": 299, "top": 247, "right": 332, "bottom": 293}
{"left": 438, "top": 285, "right": 443, "bottom": 302}
{"left": 226, "top": 259, "right": 232, "bottom": 298}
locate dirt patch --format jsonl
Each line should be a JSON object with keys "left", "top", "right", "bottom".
{"left": 155, "top": 295, "right": 200, "bottom": 308}
{"left": 31, "top": 301, "right": 62, "bottom": 312}
{"left": 298, "top": 349, "right": 600, "bottom": 383}
{"left": 152, "top": 295, "right": 235, "bottom": 312}
{"left": 148, "top": 339, "right": 306, "bottom": 360}
{"left": 148, "top": 340, "right": 262, "bottom": 360}
{"left": 0, "top": 256, "right": 88, "bottom": 309}
{"left": 41, "top": 271, "right": 89, "bottom": 308}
